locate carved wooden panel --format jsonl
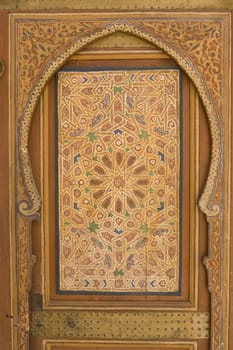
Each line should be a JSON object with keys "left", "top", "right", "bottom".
{"left": 6, "top": 10, "right": 231, "bottom": 350}
{"left": 56, "top": 67, "right": 181, "bottom": 294}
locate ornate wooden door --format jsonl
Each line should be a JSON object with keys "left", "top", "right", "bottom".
{"left": 1, "top": 10, "right": 232, "bottom": 350}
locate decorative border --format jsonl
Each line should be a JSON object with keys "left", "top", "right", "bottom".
{"left": 44, "top": 340, "right": 197, "bottom": 350}
{"left": 10, "top": 11, "right": 231, "bottom": 350}
{"left": 55, "top": 66, "right": 183, "bottom": 296}
{"left": 42, "top": 54, "right": 198, "bottom": 308}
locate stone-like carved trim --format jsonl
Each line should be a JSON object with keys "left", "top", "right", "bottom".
{"left": 18, "top": 20, "right": 222, "bottom": 218}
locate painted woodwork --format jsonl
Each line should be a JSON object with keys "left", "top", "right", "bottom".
{"left": 4, "top": 10, "right": 231, "bottom": 350}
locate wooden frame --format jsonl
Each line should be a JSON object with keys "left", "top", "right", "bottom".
{"left": 41, "top": 52, "right": 197, "bottom": 308}
{"left": 2, "top": 10, "right": 231, "bottom": 350}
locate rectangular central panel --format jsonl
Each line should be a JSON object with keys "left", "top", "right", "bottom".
{"left": 56, "top": 67, "right": 181, "bottom": 294}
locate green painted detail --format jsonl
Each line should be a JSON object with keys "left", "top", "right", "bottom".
{"left": 85, "top": 187, "right": 90, "bottom": 193}
{"left": 138, "top": 129, "right": 150, "bottom": 140}
{"left": 108, "top": 211, "right": 113, "bottom": 217}
{"left": 113, "top": 268, "right": 124, "bottom": 276}
{"left": 125, "top": 210, "right": 130, "bottom": 217}
{"left": 87, "top": 131, "right": 98, "bottom": 143}
{"left": 108, "top": 146, "right": 113, "bottom": 153}
{"left": 86, "top": 171, "right": 92, "bottom": 177}
{"left": 140, "top": 222, "right": 149, "bottom": 232}
{"left": 149, "top": 170, "right": 154, "bottom": 176}
{"left": 148, "top": 188, "right": 154, "bottom": 193}
{"left": 113, "top": 86, "right": 123, "bottom": 94}
{"left": 88, "top": 221, "right": 99, "bottom": 233}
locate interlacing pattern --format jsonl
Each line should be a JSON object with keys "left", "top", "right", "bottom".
{"left": 57, "top": 69, "right": 181, "bottom": 293}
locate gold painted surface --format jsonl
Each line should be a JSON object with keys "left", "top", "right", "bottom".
{"left": 1, "top": 0, "right": 233, "bottom": 10}
{"left": 30, "top": 311, "right": 209, "bottom": 339}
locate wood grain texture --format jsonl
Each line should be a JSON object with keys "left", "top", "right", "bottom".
{"left": 0, "top": 11, "right": 11, "bottom": 350}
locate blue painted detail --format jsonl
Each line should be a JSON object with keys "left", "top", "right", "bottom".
{"left": 130, "top": 74, "right": 135, "bottom": 81}
{"left": 157, "top": 202, "right": 165, "bottom": 212}
{"left": 153, "top": 228, "right": 168, "bottom": 237}
{"left": 103, "top": 93, "right": 110, "bottom": 109}
{"left": 154, "top": 127, "right": 169, "bottom": 135}
{"left": 126, "top": 93, "right": 134, "bottom": 109}
{"left": 103, "top": 280, "right": 107, "bottom": 287}
{"left": 135, "top": 113, "right": 146, "bottom": 126}
{"left": 114, "top": 228, "right": 124, "bottom": 234}
{"left": 131, "top": 281, "right": 135, "bottom": 288}
{"left": 74, "top": 153, "right": 81, "bottom": 163}
{"left": 73, "top": 202, "right": 80, "bottom": 210}
{"left": 84, "top": 279, "right": 90, "bottom": 287}
{"left": 90, "top": 114, "right": 102, "bottom": 128}
{"left": 82, "top": 76, "right": 88, "bottom": 83}
{"left": 91, "top": 237, "right": 104, "bottom": 249}
{"left": 150, "top": 280, "right": 156, "bottom": 287}
{"left": 149, "top": 74, "right": 155, "bottom": 81}
{"left": 157, "top": 151, "right": 165, "bottom": 161}
{"left": 114, "top": 128, "right": 123, "bottom": 135}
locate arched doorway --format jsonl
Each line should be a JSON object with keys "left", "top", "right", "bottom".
{"left": 9, "top": 12, "right": 231, "bottom": 350}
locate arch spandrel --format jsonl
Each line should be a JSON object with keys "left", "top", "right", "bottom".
{"left": 14, "top": 16, "right": 227, "bottom": 217}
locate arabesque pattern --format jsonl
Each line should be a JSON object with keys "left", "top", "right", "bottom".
{"left": 57, "top": 68, "right": 181, "bottom": 293}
